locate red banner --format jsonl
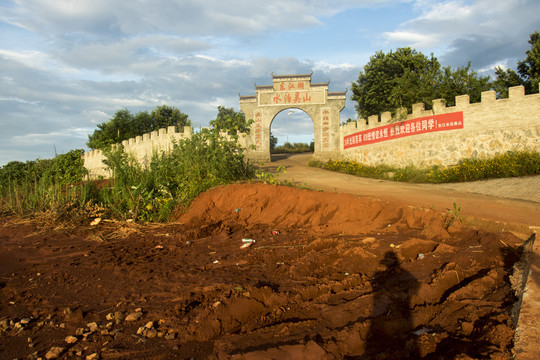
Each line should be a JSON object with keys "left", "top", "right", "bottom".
{"left": 344, "top": 111, "right": 464, "bottom": 149}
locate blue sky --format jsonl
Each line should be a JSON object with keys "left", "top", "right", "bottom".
{"left": 1, "top": 0, "right": 539, "bottom": 165}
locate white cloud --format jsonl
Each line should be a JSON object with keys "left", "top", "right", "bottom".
{"left": 382, "top": 31, "right": 438, "bottom": 48}
{"left": 382, "top": 0, "right": 540, "bottom": 69}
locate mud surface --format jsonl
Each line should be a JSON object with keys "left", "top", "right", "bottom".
{"left": 0, "top": 183, "right": 528, "bottom": 359}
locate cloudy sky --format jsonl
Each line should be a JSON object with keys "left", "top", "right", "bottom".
{"left": 1, "top": 0, "right": 539, "bottom": 165}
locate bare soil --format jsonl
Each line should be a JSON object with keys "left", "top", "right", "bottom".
{"left": 0, "top": 183, "right": 530, "bottom": 359}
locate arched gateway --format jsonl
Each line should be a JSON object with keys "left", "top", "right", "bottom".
{"left": 239, "top": 73, "right": 346, "bottom": 162}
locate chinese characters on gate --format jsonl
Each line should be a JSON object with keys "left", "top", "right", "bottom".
{"left": 344, "top": 112, "right": 464, "bottom": 149}
{"left": 321, "top": 108, "right": 330, "bottom": 150}
{"left": 272, "top": 81, "right": 312, "bottom": 105}
{"left": 254, "top": 111, "right": 263, "bottom": 150}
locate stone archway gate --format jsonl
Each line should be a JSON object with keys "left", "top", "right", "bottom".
{"left": 239, "top": 74, "right": 346, "bottom": 162}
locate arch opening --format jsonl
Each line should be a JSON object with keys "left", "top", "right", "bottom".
{"left": 270, "top": 108, "right": 314, "bottom": 156}
{"left": 239, "top": 73, "right": 346, "bottom": 163}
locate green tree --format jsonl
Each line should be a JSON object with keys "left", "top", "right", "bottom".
{"left": 436, "top": 63, "right": 492, "bottom": 105}
{"left": 351, "top": 48, "right": 492, "bottom": 118}
{"left": 351, "top": 48, "right": 440, "bottom": 119}
{"left": 492, "top": 67, "right": 524, "bottom": 98}
{"left": 209, "top": 106, "right": 253, "bottom": 137}
{"left": 270, "top": 132, "right": 278, "bottom": 151}
{"left": 517, "top": 31, "right": 540, "bottom": 94}
{"left": 494, "top": 31, "right": 540, "bottom": 96}
{"left": 87, "top": 106, "right": 191, "bottom": 150}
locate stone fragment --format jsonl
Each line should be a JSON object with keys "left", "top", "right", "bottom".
{"left": 145, "top": 321, "right": 154, "bottom": 329}
{"left": 87, "top": 322, "right": 99, "bottom": 332}
{"left": 114, "top": 311, "right": 125, "bottom": 324}
{"left": 0, "top": 319, "right": 9, "bottom": 330}
{"left": 362, "top": 237, "right": 376, "bottom": 244}
{"left": 136, "top": 326, "right": 146, "bottom": 335}
{"left": 20, "top": 318, "right": 31, "bottom": 325}
{"left": 165, "top": 333, "right": 176, "bottom": 340}
{"left": 75, "top": 328, "right": 85, "bottom": 335}
{"left": 145, "top": 328, "right": 158, "bottom": 338}
{"left": 86, "top": 353, "right": 100, "bottom": 360}
{"left": 45, "top": 346, "right": 65, "bottom": 359}
{"left": 65, "top": 335, "right": 78, "bottom": 344}
{"left": 125, "top": 311, "right": 143, "bottom": 322}
{"left": 106, "top": 313, "right": 114, "bottom": 321}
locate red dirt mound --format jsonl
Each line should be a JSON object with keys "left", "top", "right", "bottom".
{"left": 0, "top": 183, "right": 528, "bottom": 359}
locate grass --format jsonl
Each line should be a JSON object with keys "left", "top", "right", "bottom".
{"left": 0, "top": 130, "right": 255, "bottom": 223}
{"left": 309, "top": 150, "right": 540, "bottom": 184}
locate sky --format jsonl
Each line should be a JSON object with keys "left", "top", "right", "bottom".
{"left": 1, "top": 0, "right": 539, "bottom": 166}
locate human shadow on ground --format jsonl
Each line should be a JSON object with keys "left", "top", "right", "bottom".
{"left": 363, "top": 251, "right": 420, "bottom": 359}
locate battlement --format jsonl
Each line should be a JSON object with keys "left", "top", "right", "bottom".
{"left": 340, "top": 85, "right": 540, "bottom": 168}
{"left": 342, "top": 85, "right": 540, "bottom": 136}
{"left": 83, "top": 126, "right": 193, "bottom": 178}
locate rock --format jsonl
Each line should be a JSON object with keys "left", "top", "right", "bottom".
{"left": 136, "top": 326, "right": 146, "bottom": 335}
{"left": 114, "top": 311, "right": 125, "bottom": 324}
{"left": 75, "top": 328, "right": 85, "bottom": 336}
{"left": 45, "top": 346, "right": 65, "bottom": 359}
{"left": 63, "top": 307, "right": 73, "bottom": 315}
{"left": 165, "top": 333, "right": 176, "bottom": 340}
{"left": 86, "top": 353, "right": 100, "bottom": 360}
{"left": 105, "top": 313, "right": 114, "bottom": 321}
{"left": 145, "top": 328, "right": 158, "bottom": 338}
{"left": 362, "top": 237, "right": 376, "bottom": 244}
{"left": 65, "top": 335, "right": 78, "bottom": 344}
{"left": 0, "top": 319, "right": 10, "bottom": 330}
{"left": 144, "top": 321, "right": 154, "bottom": 329}
{"left": 20, "top": 318, "right": 31, "bottom": 325}
{"left": 87, "top": 322, "right": 99, "bottom": 332}
{"left": 125, "top": 311, "right": 143, "bottom": 322}
{"left": 90, "top": 218, "right": 102, "bottom": 226}
{"left": 59, "top": 323, "right": 66, "bottom": 328}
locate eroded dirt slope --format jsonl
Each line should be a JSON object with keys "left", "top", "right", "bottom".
{"left": 0, "top": 183, "right": 528, "bottom": 359}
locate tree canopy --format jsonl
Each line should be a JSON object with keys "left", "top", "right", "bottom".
{"left": 494, "top": 31, "right": 540, "bottom": 97}
{"left": 209, "top": 106, "right": 252, "bottom": 137}
{"left": 351, "top": 47, "right": 491, "bottom": 119}
{"left": 87, "top": 105, "right": 191, "bottom": 150}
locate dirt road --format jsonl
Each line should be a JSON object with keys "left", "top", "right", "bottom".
{"left": 262, "top": 153, "right": 540, "bottom": 232}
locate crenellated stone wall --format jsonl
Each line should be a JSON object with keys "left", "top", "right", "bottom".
{"left": 84, "top": 84, "right": 540, "bottom": 178}
{"left": 83, "top": 126, "right": 194, "bottom": 178}
{"left": 340, "top": 86, "right": 540, "bottom": 167}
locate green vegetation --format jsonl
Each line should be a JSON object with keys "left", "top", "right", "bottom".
{"left": 309, "top": 151, "right": 540, "bottom": 184}
{"left": 272, "top": 142, "right": 314, "bottom": 154}
{"left": 210, "top": 106, "right": 253, "bottom": 138}
{"left": 494, "top": 31, "right": 540, "bottom": 97}
{"left": 1, "top": 129, "right": 254, "bottom": 222}
{"left": 351, "top": 48, "right": 491, "bottom": 119}
{"left": 0, "top": 150, "right": 95, "bottom": 218}
{"left": 351, "top": 31, "right": 539, "bottom": 119}
{"left": 87, "top": 105, "right": 191, "bottom": 150}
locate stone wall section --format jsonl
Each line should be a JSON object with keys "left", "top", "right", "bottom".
{"left": 83, "top": 126, "right": 194, "bottom": 178}
{"left": 340, "top": 86, "right": 540, "bottom": 167}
